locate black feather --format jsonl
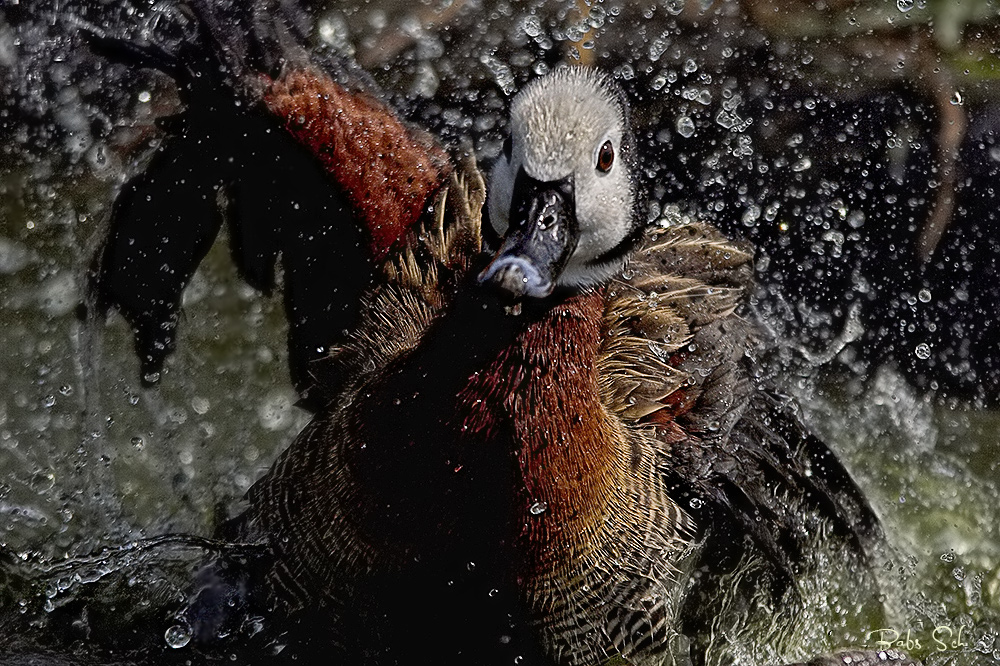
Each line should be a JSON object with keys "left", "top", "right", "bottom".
{"left": 83, "top": 1, "right": 377, "bottom": 406}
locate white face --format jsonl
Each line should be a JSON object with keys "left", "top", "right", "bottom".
{"left": 487, "top": 67, "right": 637, "bottom": 290}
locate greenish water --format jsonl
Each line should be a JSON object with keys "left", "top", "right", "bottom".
{"left": 0, "top": 162, "right": 306, "bottom": 556}
{"left": 785, "top": 367, "right": 1000, "bottom": 664}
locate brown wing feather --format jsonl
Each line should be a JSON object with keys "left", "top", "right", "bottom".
{"left": 597, "top": 219, "right": 880, "bottom": 592}
{"left": 598, "top": 221, "right": 755, "bottom": 426}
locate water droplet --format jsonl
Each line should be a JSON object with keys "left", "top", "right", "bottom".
{"left": 663, "top": 0, "right": 685, "bottom": 15}
{"left": 918, "top": 289, "right": 932, "bottom": 303}
{"left": 164, "top": 623, "right": 192, "bottom": 648}
{"left": 30, "top": 471, "right": 55, "bottom": 494}
{"left": 259, "top": 391, "right": 295, "bottom": 431}
{"left": 914, "top": 343, "right": 931, "bottom": 360}
{"left": 940, "top": 551, "right": 956, "bottom": 563}
{"left": 897, "top": 0, "right": 914, "bottom": 11}
{"left": 689, "top": 497, "right": 704, "bottom": 509}
{"left": 130, "top": 436, "right": 145, "bottom": 451}
{"left": 528, "top": 501, "right": 548, "bottom": 515}
{"left": 247, "top": 616, "right": 265, "bottom": 636}
{"left": 950, "top": 91, "right": 963, "bottom": 106}
{"left": 676, "top": 116, "right": 695, "bottom": 138}
{"left": 682, "top": 58, "right": 698, "bottom": 74}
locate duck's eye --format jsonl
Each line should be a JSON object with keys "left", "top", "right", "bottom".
{"left": 502, "top": 136, "right": 513, "bottom": 163}
{"left": 597, "top": 140, "right": 614, "bottom": 173}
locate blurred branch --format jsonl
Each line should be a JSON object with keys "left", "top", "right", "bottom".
{"left": 566, "top": 0, "right": 596, "bottom": 66}
{"left": 915, "top": 33, "right": 966, "bottom": 262}
{"left": 355, "top": 0, "right": 469, "bottom": 69}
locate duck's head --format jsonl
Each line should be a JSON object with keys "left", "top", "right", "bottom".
{"left": 481, "top": 67, "right": 641, "bottom": 300}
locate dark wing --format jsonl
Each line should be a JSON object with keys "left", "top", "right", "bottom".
{"left": 83, "top": 0, "right": 449, "bottom": 407}
{"left": 601, "top": 221, "right": 881, "bottom": 590}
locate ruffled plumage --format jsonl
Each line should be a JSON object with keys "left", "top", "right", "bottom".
{"left": 84, "top": 4, "right": 885, "bottom": 665}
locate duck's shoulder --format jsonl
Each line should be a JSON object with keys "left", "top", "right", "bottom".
{"left": 312, "top": 153, "right": 487, "bottom": 400}
{"left": 597, "top": 220, "right": 756, "bottom": 426}
{"left": 381, "top": 153, "right": 486, "bottom": 294}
